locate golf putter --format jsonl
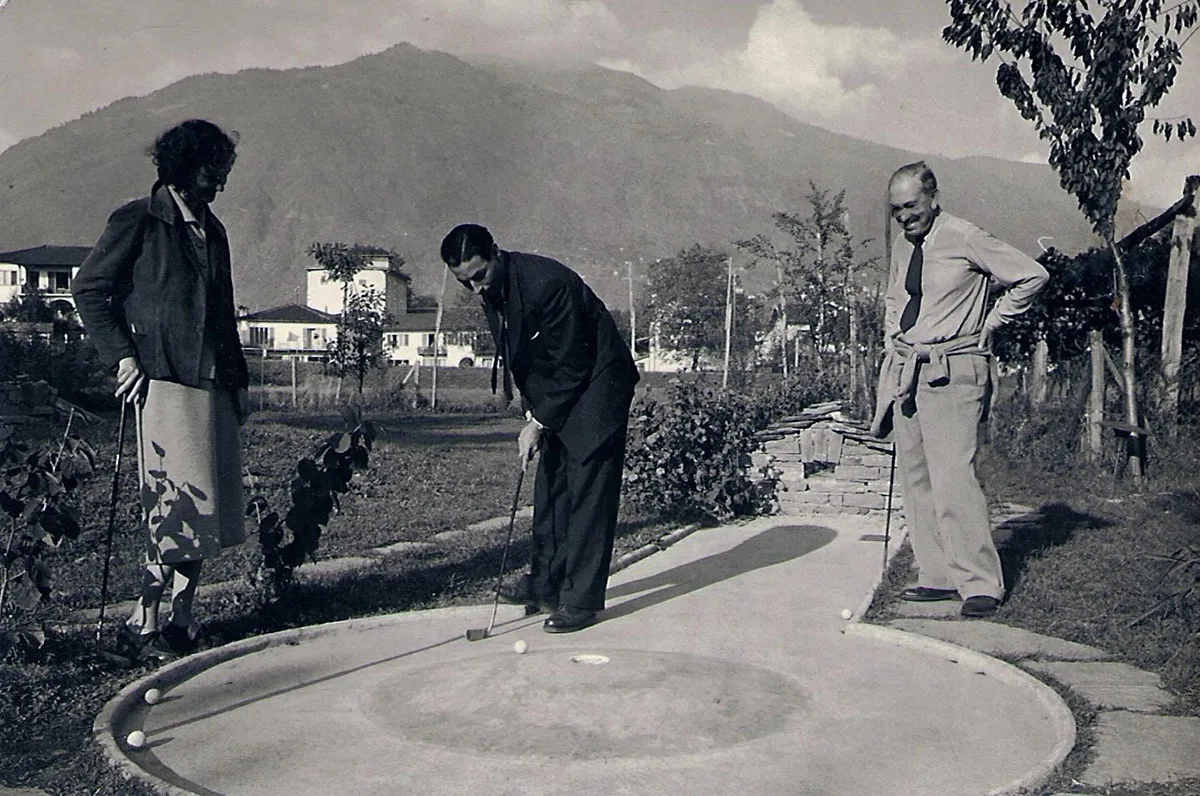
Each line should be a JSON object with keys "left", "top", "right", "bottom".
{"left": 95, "top": 400, "right": 129, "bottom": 650}
{"left": 466, "top": 461, "right": 527, "bottom": 641}
{"left": 883, "top": 442, "right": 895, "bottom": 572}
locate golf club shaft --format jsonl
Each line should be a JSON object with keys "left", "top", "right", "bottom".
{"left": 483, "top": 463, "right": 526, "bottom": 636}
{"left": 95, "top": 400, "right": 128, "bottom": 648}
{"left": 883, "top": 443, "right": 895, "bottom": 572}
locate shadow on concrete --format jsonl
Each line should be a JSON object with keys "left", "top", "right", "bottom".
{"left": 602, "top": 524, "right": 838, "bottom": 621}
{"left": 997, "top": 502, "right": 1114, "bottom": 594}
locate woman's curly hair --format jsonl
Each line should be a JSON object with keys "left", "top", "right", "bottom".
{"left": 148, "top": 119, "right": 238, "bottom": 185}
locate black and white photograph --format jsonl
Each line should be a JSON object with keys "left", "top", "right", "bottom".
{"left": 1, "top": 1, "right": 1198, "bottom": 794}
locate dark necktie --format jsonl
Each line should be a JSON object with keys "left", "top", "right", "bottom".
{"left": 899, "top": 239, "right": 924, "bottom": 333}
{"left": 490, "top": 312, "right": 514, "bottom": 402}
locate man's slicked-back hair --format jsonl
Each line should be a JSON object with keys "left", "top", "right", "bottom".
{"left": 440, "top": 223, "right": 496, "bottom": 267}
{"left": 890, "top": 160, "right": 938, "bottom": 197}
{"left": 148, "top": 119, "right": 239, "bottom": 186}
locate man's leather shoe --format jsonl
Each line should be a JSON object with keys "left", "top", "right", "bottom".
{"left": 543, "top": 606, "right": 598, "bottom": 634}
{"left": 900, "top": 586, "right": 959, "bottom": 602}
{"left": 961, "top": 595, "right": 1001, "bottom": 618}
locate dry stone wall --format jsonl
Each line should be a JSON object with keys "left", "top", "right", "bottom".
{"left": 752, "top": 402, "right": 901, "bottom": 517}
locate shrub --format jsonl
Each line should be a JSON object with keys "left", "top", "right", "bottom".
{"left": 0, "top": 420, "right": 96, "bottom": 658}
{"left": 0, "top": 330, "right": 111, "bottom": 408}
{"left": 244, "top": 413, "right": 376, "bottom": 605}
{"left": 624, "top": 379, "right": 774, "bottom": 521}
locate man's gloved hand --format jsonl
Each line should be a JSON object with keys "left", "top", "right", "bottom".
{"left": 518, "top": 417, "right": 543, "bottom": 465}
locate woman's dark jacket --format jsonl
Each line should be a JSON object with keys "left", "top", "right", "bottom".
{"left": 72, "top": 182, "right": 249, "bottom": 391}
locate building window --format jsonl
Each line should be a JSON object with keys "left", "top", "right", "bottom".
{"left": 54, "top": 272, "right": 71, "bottom": 291}
{"left": 249, "top": 326, "right": 273, "bottom": 347}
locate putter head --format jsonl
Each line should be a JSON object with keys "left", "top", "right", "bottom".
{"left": 465, "top": 628, "right": 488, "bottom": 642}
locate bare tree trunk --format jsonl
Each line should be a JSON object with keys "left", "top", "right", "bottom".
{"left": 1110, "top": 242, "right": 1144, "bottom": 478}
{"left": 1088, "top": 330, "right": 1105, "bottom": 459}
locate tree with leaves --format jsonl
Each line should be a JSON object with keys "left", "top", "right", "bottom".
{"left": 325, "top": 287, "right": 390, "bottom": 396}
{"left": 645, "top": 245, "right": 730, "bottom": 371}
{"left": 737, "top": 182, "right": 877, "bottom": 392}
{"left": 943, "top": 0, "right": 1198, "bottom": 476}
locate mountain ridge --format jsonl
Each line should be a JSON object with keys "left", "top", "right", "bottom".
{"left": 0, "top": 43, "right": 1106, "bottom": 310}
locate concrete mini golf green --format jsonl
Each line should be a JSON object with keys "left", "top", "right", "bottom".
{"left": 96, "top": 518, "right": 1074, "bottom": 796}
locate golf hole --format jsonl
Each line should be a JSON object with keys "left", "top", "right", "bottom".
{"left": 570, "top": 654, "right": 610, "bottom": 665}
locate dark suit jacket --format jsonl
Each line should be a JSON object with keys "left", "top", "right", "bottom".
{"left": 486, "top": 251, "right": 639, "bottom": 461}
{"left": 72, "top": 182, "right": 249, "bottom": 390}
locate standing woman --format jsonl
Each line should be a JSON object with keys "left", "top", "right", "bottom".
{"left": 73, "top": 119, "right": 250, "bottom": 659}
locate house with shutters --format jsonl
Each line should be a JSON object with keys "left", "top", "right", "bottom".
{"left": 0, "top": 245, "right": 93, "bottom": 315}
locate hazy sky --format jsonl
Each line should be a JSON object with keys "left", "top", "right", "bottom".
{"left": 0, "top": 0, "right": 1196, "bottom": 207}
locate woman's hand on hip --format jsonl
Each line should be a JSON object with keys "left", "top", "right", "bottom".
{"left": 115, "top": 356, "right": 146, "bottom": 405}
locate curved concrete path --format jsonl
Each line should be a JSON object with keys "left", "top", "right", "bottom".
{"left": 97, "top": 514, "right": 1073, "bottom": 796}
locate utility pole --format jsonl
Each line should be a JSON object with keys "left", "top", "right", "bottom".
{"left": 627, "top": 260, "right": 636, "bottom": 355}
{"left": 723, "top": 255, "right": 734, "bottom": 389}
{"left": 431, "top": 264, "right": 449, "bottom": 409}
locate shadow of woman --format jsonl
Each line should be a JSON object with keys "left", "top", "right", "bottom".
{"left": 602, "top": 524, "right": 838, "bottom": 621}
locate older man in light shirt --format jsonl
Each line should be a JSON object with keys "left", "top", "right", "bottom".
{"left": 873, "top": 161, "right": 1049, "bottom": 618}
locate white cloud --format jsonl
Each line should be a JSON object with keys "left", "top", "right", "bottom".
{"left": 1127, "top": 144, "right": 1200, "bottom": 210}
{"left": 604, "top": 0, "right": 923, "bottom": 119}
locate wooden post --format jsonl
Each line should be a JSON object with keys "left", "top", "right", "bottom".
{"left": 1088, "top": 330, "right": 1104, "bottom": 458}
{"left": 1030, "top": 338, "right": 1049, "bottom": 408}
{"left": 259, "top": 348, "right": 267, "bottom": 411}
{"left": 291, "top": 356, "right": 297, "bottom": 408}
{"left": 1160, "top": 180, "right": 1198, "bottom": 437}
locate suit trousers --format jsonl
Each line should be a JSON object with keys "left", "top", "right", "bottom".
{"left": 529, "top": 425, "right": 627, "bottom": 612}
{"left": 893, "top": 352, "right": 1003, "bottom": 600}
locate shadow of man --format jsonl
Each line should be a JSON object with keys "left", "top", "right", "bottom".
{"left": 603, "top": 524, "right": 838, "bottom": 621}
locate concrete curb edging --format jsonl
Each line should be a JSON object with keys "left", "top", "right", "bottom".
{"left": 843, "top": 622, "right": 1077, "bottom": 796}
{"left": 93, "top": 603, "right": 530, "bottom": 796}
{"left": 609, "top": 523, "right": 702, "bottom": 575}
{"left": 848, "top": 522, "right": 909, "bottom": 621}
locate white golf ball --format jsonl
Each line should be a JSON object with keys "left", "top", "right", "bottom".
{"left": 513, "top": 639, "right": 528, "bottom": 654}
{"left": 144, "top": 688, "right": 162, "bottom": 705}
{"left": 126, "top": 730, "right": 146, "bottom": 749}
{"left": 840, "top": 609, "right": 853, "bottom": 620}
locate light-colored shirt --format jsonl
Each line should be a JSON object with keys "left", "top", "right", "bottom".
{"left": 166, "top": 184, "right": 218, "bottom": 380}
{"left": 884, "top": 211, "right": 1049, "bottom": 345}
{"left": 166, "top": 185, "right": 206, "bottom": 241}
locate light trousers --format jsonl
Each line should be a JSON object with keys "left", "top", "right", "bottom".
{"left": 893, "top": 353, "right": 1003, "bottom": 600}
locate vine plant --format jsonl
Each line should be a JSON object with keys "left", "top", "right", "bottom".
{"left": 245, "top": 417, "right": 375, "bottom": 605}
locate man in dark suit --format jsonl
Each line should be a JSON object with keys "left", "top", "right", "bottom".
{"left": 441, "top": 223, "right": 639, "bottom": 633}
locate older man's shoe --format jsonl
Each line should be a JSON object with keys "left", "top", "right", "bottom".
{"left": 543, "top": 606, "right": 597, "bottom": 634}
{"left": 900, "top": 586, "right": 959, "bottom": 602}
{"left": 961, "top": 595, "right": 1001, "bottom": 618}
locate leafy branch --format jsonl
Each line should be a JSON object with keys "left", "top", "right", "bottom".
{"left": 245, "top": 418, "right": 376, "bottom": 605}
